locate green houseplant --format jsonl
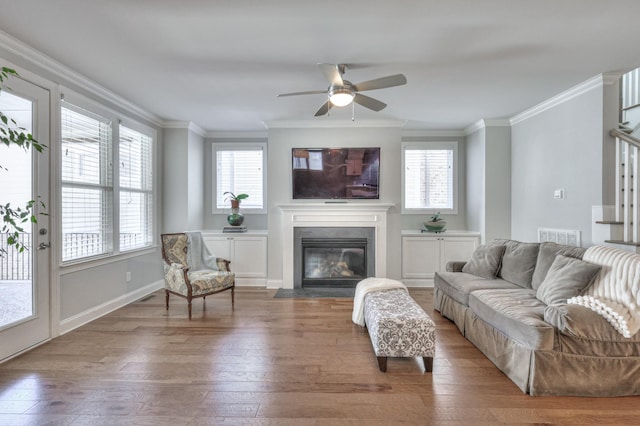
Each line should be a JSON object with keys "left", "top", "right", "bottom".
{"left": 1, "top": 67, "right": 46, "bottom": 255}
{"left": 423, "top": 212, "right": 447, "bottom": 233}
{"left": 223, "top": 191, "right": 249, "bottom": 209}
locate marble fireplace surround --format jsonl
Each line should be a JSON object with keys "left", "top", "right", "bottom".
{"left": 279, "top": 203, "right": 393, "bottom": 289}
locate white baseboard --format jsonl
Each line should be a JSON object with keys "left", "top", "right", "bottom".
{"left": 59, "top": 280, "right": 163, "bottom": 335}
{"left": 266, "top": 279, "right": 283, "bottom": 289}
{"left": 236, "top": 278, "right": 267, "bottom": 286}
{"left": 403, "top": 279, "right": 434, "bottom": 288}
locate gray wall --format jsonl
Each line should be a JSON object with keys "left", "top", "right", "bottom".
{"left": 466, "top": 128, "right": 485, "bottom": 239}
{"left": 265, "top": 126, "right": 468, "bottom": 285}
{"left": 203, "top": 139, "right": 269, "bottom": 231}
{"left": 163, "top": 128, "right": 189, "bottom": 232}
{"left": 510, "top": 78, "right": 618, "bottom": 246}
{"left": 485, "top": 125, "right": 511, "bottom": 243}
{"left": 187, "top": 129, "right": 204, "bottom": 230}
{"left": 465, "top": 123, "right": 511, "bottom": 244}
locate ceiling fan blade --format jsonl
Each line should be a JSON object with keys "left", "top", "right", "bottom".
{"left": 277, "top": 90, "right": 326, "bottom": 97}
{"left": 314, "top": 101, "right": 333, "bottom": 116}
{"left": 353, "top": 74, "right": 407, "bottom": 92}
{"left": 353, "top": 93, "right": 387, "bottom": 112}
{"left": 318, "top": 63, "right": 344, "bottom": 86}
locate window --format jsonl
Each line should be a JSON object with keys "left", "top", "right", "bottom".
{"left": 60, "top": 102, "right": 113, "bottom": 261}
{"left": 119, "top": 124, "right": 154, "bottom": 251}
{"left": 402, "top": 141, "right": 458, "bottom": 213}
{"left": 213, "top": 143, "right": 266, "bottom": 212}
{"left": 60, "top": 91, "right": 155, "bottom": 263}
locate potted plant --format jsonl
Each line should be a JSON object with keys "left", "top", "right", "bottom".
{"left": 223, "top": 192, "right": 248, "bottom": 226}
{"left": 223, "top": 191, "right": 249, "bottom": 209}
{"left": 423, "top": 212, "right": 447, "bottom": 233}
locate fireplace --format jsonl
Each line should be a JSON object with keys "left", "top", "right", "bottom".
{"left": 294, "top": 227, "right": 375, "bottom": 288}
{"left": 278, "top": 203, "right": 392, "bottom": 289}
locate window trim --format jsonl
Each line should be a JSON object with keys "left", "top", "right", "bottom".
{"left": 58, "top": 87, "right": 158, "bottom": 266}
{"left": 212, "top": 142, "right": 267, "bottom": 215}
{"left": 401, "top": 141, "right": 459, "bottom": 215}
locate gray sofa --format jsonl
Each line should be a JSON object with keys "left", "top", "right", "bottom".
{"left": 434, "top": 239, "right": 640, "bottom": 396}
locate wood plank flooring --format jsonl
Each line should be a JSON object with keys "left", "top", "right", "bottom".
{"left": 1, "top": 287, "right": 639, "bottom": 425}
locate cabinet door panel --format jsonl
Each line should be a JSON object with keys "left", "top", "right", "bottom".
{"left": 203, "top": 237, "right": 231, "bottom": 261}
{"left": 231, "top": 237, "right": 267, "bottom": 277}
{"left": 402, "top": 237, "right": 440, "bottom": 279}
{"left": 440, "top": 237, "right": 478, "bottom": 270}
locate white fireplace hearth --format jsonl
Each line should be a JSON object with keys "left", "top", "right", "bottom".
{"left": 278, "top": 203, "right": 393, "bottom": 289}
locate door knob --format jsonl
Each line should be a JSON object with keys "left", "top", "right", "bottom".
{"left": 37, "top": 242, "right": 50, "bottom": 250}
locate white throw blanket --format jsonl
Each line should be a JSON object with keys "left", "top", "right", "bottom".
{"left": 352, "top": 277, "right": 407, "bottom": 326}
{"left": 186, "top": 231, "right": 218, "bottom": 271}
{"left": 567, "top": 245, "right": 640, "bottom": 338}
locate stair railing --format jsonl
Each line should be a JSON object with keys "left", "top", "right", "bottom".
{"left": 611, "top": 128, "right": 640, "bottom": 243}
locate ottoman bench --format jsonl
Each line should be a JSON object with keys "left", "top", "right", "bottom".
{"left": 363, "top": 288, "right": 436, "bottom": 372}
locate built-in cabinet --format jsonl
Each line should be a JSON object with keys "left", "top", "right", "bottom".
{"left": 202, "top": 231, "right": 268, "bottom": 286}
{"left": 401, "top": 230, "right": 480, "bottom": 286}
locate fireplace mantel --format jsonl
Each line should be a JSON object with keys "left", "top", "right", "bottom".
{"left": 279, "top": 203, "right": 393, "bottom": 289}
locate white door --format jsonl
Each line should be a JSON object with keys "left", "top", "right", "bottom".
{"left": 0, "top": 75, "right": 50, "bottom": 361}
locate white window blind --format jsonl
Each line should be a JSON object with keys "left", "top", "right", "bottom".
{"left": 61, "top": 103, "right": 113, "bottom": 261}
{"left": 215, "top": 146, "right": 264, "bottom": 210}
{"left": 404, "top": 144, "right": 456, "bottom": 211}
{"left": 119, "top": 125, "right": 153, "bottom": 251}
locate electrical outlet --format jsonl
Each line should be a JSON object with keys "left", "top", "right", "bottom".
{"left": 126, "top": 272, "right": 132, "bottom": 282}
{"left": 554, "top": 189, "right": 565, "bottom": 200}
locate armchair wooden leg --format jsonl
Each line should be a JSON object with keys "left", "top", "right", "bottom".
{"left": 231, "top": 287, "right": 235, "bottom": 306}
{"left": 188, "top": 299, "right": 192, "bottom": 320}
{"left": 165, "top": 290, "right": 170, "bottom": 310}
{"left": 377, "top": 356, "right": 387, "bottom": 372}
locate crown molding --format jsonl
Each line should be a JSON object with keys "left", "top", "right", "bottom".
{"left": 510, "top": 72, "right": 622, "bottom": 125}
{"left": 264, "top": 119, "right": 406, "bottom": 129}
{"left": 162, "top": 121, "right": 207, "bottom": 137}
{"left": 402, "top": 129, "right": 465, "bottom": 138}
{"left": 0, "top": 29, "right": 164, "bottom": 127}
{"left": 207, "top": 131, "right": 268, "bottom": 140}
{"left": 463, "top": 118, "right": 511, "bottom": 135}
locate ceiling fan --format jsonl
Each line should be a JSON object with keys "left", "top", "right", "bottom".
{"left": 277, "top": 63, "right": 407, "bottom": 117}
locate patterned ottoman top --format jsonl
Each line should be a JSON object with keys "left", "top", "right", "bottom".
{"left": 365, "top": 288, "right": 434, "bottom": 325}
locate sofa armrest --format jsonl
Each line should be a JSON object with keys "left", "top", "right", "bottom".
{"left": 446, "top": 261, "right": 467, "bottom": 272}
{"left": 544, "top": 303, "right": 639, "bottom": 342}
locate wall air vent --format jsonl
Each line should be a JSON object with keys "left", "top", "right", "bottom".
{"left": 538, "top": 228, "right": 582, "bottom": 247}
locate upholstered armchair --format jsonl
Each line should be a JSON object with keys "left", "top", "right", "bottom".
{"left": 160, "top": 232, "right": 235, "bottom": 319}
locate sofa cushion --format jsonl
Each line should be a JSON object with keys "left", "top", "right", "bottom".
{"left": 535, "top": 255, "right": 601, "bottom": 305}
{"left": 434, "top": 272, "right": 521, "bottom": 307}
{"left": 492, "top": 239, "right": 540, "bottom": 288}
{"left": 544, "top": 304, "right": 640, "bottom": 357}
{"left": 469, "top": 289, "right": 555, "bottom": 350}
{"left": 531, "top": 242, "right": 587, "bottom": 290}
{"left": 462, "top": 244, "right": 506, "bottom": 279}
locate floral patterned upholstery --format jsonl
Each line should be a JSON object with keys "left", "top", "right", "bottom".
{"left": 161, "top": 234, "right": 189, "bottom": 267}
{"left": 364, "top": 288, "right": 436, "bottom": 370}
{"left": 161, "top": 232, "right": 235, "bottom": 319}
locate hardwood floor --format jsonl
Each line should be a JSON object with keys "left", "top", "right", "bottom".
{"left": 0, "top": 287, "right": 638, "bottom": 425}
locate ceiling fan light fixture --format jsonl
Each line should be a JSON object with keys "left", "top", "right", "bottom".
{"left": 329, "top": 88, "right": 355, "bottom": 107}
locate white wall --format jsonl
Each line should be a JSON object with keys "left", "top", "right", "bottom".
{"left": 510, "top": 75, "right": 619, "bottom": 246}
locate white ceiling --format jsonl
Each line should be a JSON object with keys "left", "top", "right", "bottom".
{"left": 1, "top": 0, "right": 640, "bottom": 133}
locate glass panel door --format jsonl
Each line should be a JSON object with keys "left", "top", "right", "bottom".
{"left": 0, "top": 74, "right": 50, "bottom": 361}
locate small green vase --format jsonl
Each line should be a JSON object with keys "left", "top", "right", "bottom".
{"left": 227, "top": 207, "right": 244, "bottom": 226}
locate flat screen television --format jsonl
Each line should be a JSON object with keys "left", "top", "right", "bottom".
{"left": 292, "top": 147, "right": 380, "bottom": 199}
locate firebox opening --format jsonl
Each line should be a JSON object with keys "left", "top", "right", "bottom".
{"left": 294, "top": 227, "right": 375, "bottom": 289}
